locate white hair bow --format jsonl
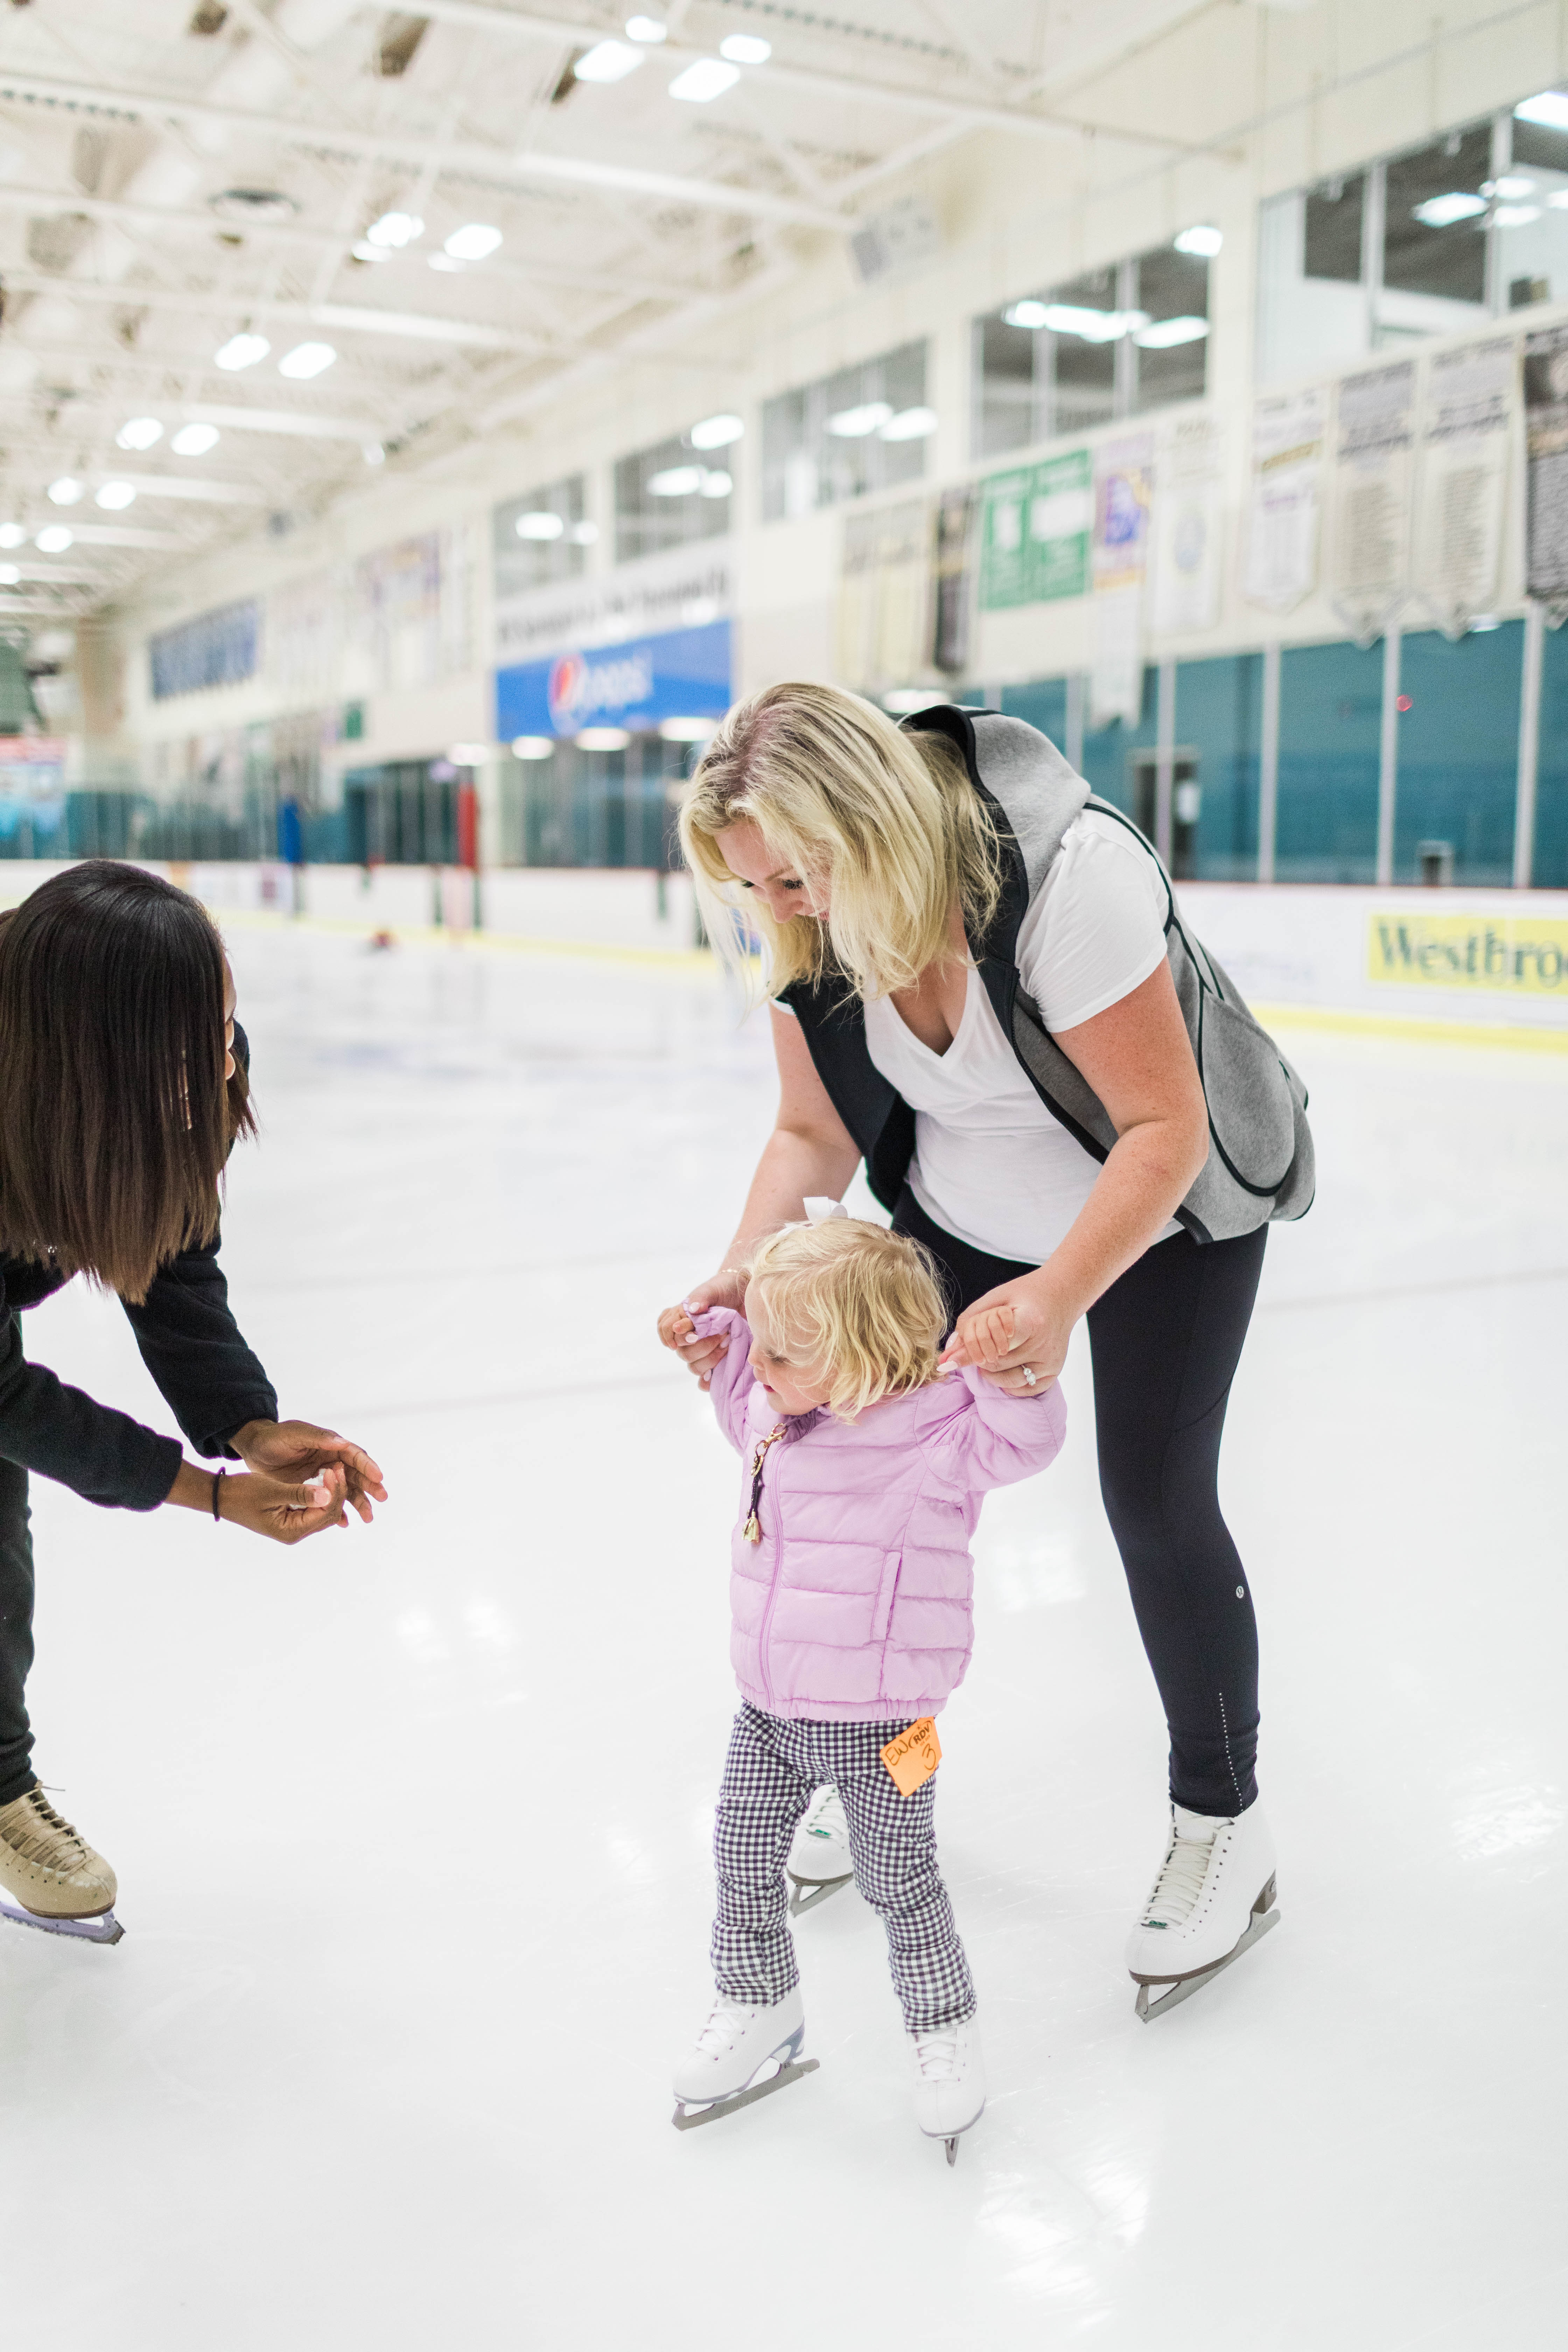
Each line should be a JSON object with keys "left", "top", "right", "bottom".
{"left": 802, "top": 1197, "right": 849, "bottom": 1225}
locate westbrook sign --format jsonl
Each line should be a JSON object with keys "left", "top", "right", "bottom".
{"left": 1368, "top": 912, "right": 1568, "bottom": 994}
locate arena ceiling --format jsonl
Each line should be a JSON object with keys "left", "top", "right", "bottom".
{"left": 0, "top": 0, "right": 1226, "bottom": 621}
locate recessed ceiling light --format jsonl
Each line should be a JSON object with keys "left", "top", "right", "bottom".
{"left": 575, "top": 38, "right": 643, "bottom": 82}
{"left": 516, "top": 511, "right": 565, "bottom": 540}
{"left": 47, "top": 477, "right": 83, "bottom": 505}
{"left": 363, "top": 441, "right": 385, "bottom": 466}
{"left": 366, "top": 210, "right": 424, "bottom": 247}
{"left": 719, "top": 33, "right": 770, "bottom": 63}
{"left": 0, "top": 564, "right": 18, "bottom": 587}
{"left": 215, "top": 332, "right": 270, "bottom": 370}
{"left": 95, "top": 481, "right": 136, "bottom": 510}
{"left": 625, "top": 14, "right": 666, "bottom": 40}
{"left": 351, "top": 240, "right": 392, "bottom": 262}
{"left": 278, "top": 342, "right": 336, "bottom": 379}
{"left": 171, "top": 424, "right": 220, "bottom": 456}
{"left": 0, "top": 525, "right": 23, "bottom": 548}
{"left": 690, "top": 411, "right": 743, "bottom": 449}
{"left": 511, "top": 735, "right": 555, "bottom": 759}
{"left": 116, "top": 417, "right": 163, "bottom": 450}
{"left": 669, "top": 57, "right": 739, "bottom": 101}
{"left": 35, "top": 526, "right": 72, "bottom": 553}
{"left": 1174, "top": 224, "right": 1223, "bottom": 258}
{"left": 444, "top": 223, "right": 502, "bottom": 261}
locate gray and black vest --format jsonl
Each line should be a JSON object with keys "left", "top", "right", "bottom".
{"left": 779, "top": 705, "right": 1315, "bottom": 1246}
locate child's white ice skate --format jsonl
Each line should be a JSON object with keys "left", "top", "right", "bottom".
{"left": 1125, "top": 1800, "right": 1279, "bottom": 2021}
{"left": 786, "top": 1786, "right": 853, "bottom": 1918}
{"left": 672, "top": 1988, "right": 818, "bottom": 2131}
{"left": 908, "top": 2017, "right": 985, "bottom": 2166}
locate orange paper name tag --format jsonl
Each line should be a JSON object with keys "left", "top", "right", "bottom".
{"left": 881, "top": 1717, "right": 942, "bottom": 1798}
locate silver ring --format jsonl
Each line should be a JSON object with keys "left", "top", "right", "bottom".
{"left": 1021, "top": 1366, "right": 1037, "bottom": 1386}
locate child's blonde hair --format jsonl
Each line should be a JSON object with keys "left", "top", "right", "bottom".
{"left": 744, "top": 1217, "right": 947, "bottom": 1421}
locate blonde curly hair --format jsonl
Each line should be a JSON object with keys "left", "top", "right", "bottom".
{"left": 679, "top": 681, "right": 1002, "bottom": 1002}
{"left": 744, "top": 1216, "right": 948, "bottom": 1421}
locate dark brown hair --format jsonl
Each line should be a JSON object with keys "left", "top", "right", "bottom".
{"left": 0, "top": 861, "right": 254, "bottom": 1301}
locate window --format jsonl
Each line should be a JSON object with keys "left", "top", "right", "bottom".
{"left": 761, "top": 341, "right": 931, "bottom": 522}
{"left": 615, "top": 435, "right": 732, "bottom": 564}
{"left": 493, "top": 475, "right": 592, "bottom": 597}
{"left": 972, "top": 239, "right": 1211, "bottom": 460}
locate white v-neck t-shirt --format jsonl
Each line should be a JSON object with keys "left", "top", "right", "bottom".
{"left": 854, "top": 810, "right": 1178, "bottom": 1264}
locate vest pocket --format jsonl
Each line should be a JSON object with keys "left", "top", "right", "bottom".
{"left": 870, "top": 1551, "right": 903, "bottom": 1644}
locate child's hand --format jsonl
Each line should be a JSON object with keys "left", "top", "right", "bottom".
{"left": 658, "top": 1272, "right": 746, "bottom": 1389}
{"left": 940, "top": 1276, "right": 1068, "bottom": 1397}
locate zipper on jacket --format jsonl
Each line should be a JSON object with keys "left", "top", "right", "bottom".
{"left": 754, "top": 1436, "right": 790, "bottom": 1712}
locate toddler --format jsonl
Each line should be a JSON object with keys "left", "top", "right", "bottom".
{"left": 669, "top": 1208, "right": 1065, "bottom": 2161}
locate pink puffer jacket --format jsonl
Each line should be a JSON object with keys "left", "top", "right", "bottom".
{"left": 700, "top": 1308, "right": 1066, "bottom": 1724}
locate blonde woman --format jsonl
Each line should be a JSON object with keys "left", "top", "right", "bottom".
{"left": 657, "top": 684, "right": 1312, "bottom": 2020}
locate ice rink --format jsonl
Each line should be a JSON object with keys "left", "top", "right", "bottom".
{"left": 2, "top": 922, "right": 1563, "bottom": 2351}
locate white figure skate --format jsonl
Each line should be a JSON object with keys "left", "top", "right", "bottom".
{"left": 671, "top": 1988, "right": 818, "bottom": 2131}
{"left": 1125, "top": 1800, "right": 1279, "bottom": 2021}
{"left": 786, "top": 1786, "right": 853, "bottom": 1918}
{"left": 909, "top": 2018, "right": 986, "bottom": 2166}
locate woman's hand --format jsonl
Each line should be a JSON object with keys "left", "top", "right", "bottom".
{"left": 230, "top": 1418, "right": 387, "bottom": 1525}
{"left": 939, "top": 1271, "right": 1074, "bottom": 1397}
{"left": 164, "top": 1457, "right": 358, "bottom": 1543}
{"left": 658, "top": 1269, "right": 748, "bottom": 1390}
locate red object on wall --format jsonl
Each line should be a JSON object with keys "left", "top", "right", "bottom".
{"left": 456, "top": 777, "right": 479, "bottom": 870}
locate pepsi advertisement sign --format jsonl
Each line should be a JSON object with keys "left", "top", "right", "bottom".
{"left": 496, "top": 619, "right": 731, "bottom": 741}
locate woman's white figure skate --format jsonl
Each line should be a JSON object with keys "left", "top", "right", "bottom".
{"left": 786, "top": 1786, "right": 854, "bottom": 1918}
{"left": 671, "top": 1988, "right": 818, "bottom": 2131}
{"left": 908, "top": 2018, "right": 986, "bottom": 2166}
{"left": 1125, "top": 1801, "right": 1279, "bottom": 2021}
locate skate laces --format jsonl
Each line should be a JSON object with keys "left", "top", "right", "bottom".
{"left": 693, "top": 1998, "right": 762, "bottom": 2059}
{"left": 802, "top": 1788, "right": 846, "bottom": 1841}
{"left": 1140, "top": 1825, "right": 1217, "bottom": 1928}
{"left": 911, "top": 2025, "right": 965, "bottom": 2080}
{"left": 2, "top": 1786, "right": 86, "bottom": 1871}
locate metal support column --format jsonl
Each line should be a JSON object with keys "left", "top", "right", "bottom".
{"left": 1155, "top": 658, "right": 1177, "bottom": 866}
{"left": 1514, "top": 600, "right": 1544, "bottom": 889}
{"left": 1258, "top": 640, "right": 1281, "bottom": 883}
{"left": 1376, "top": 626, "right": 1401, "bottom": 886}
{"left": 1065, "top": 671, "right": 1085, "bottom": 775}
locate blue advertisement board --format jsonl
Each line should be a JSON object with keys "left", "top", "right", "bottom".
{"left": 495, "top": 618, "right": 732, "bottom": 741}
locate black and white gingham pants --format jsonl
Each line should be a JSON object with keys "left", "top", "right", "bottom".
{"left": 710, "top": 1700, "right": 976, "bottom": 2033}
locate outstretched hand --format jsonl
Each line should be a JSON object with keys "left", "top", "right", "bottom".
{"left": 657, "top": 1269, "right": 748, "bottom": 1390}
{"left": 230, "top": 1418, "right": 387, "bottom": 1525}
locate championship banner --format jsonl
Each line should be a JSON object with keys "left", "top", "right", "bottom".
{"left": 1150, "top": 412, "right": 1225, "bottom": 634}
{"left": 1242, "top": 386, "right": 1325, "bottom": 614}
{"left": 1415, "top": 338, "right": 1514, "bottom": 638}
{"left": 1090, "top": 434, "right": 1153, "bottom": 729}
{"left": 978, "top": 450, "right": 1091, "bottom": 611}
{"left": 1523, "top": 324, "right": 1568, "bottom": 604}
{"left": 1329, "top": 361, "right": 1415, "bottom": 643}
{"left": 837, "top": 498, "right": 928, "bottom": 690}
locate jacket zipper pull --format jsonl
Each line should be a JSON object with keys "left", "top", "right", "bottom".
{"left": 742, "top": 1512, "right": 761, "bottom": 1545}
{"left": 742, "top": 1421, "right": 786, "bottom": 1547}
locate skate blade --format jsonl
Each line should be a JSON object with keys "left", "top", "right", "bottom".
{"left": 786, "top": 1869, "right": 853, "bottom": 1920}
{"left": 1133, "top": 1904, "right": 1279, "bottom": 2022}
{"left": 0, "top": 1897, "right": 124, "bottom": 1947}
{"left": 672, "top": 2056, "right": 819, "bottom": 2132}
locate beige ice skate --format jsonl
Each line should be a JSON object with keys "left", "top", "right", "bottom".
{"left": 0, "top": 1783, "right": 123, "bottom": 1945}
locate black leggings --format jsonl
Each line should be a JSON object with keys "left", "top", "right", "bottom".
{"left": 893, "top": 1189, "right": 1267, "bottom": 1818}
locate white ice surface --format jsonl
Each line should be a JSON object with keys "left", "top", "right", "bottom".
{"left": 2, "top": 927, "right": 1564, "bottom": 2350}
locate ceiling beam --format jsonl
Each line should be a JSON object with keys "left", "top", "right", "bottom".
{"left": 0, "top": 268, "right": 549, "bottom": 355}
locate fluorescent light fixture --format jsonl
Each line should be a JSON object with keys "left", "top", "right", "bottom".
{"left": 95, "top": 481, "right": 136, "bottom": 510}
{"left": 352, "top": 241, "right": 392, "bottom": 262}
{"left": 670, "top": 57, "right": 740, "bottom": 101}
{"left": 576, "top": 726, "right": 630, "bottom": 750}
{"left": 1042, "top": 303, "right": 1140, "bottom": 342}
{"left": 171, "top": 423, "right": 220, "bottom": 455}
{"left": 366, "top": 210, "right": 424, "bottom": 247}
{"left": 570, "top": 519, "right": 599, "bottom": 544}
{"left": 0, "top": 565, "right": 18, "bottom": 587}
{"left": 35, "top": 526, "right": 72, "bottom": 553}
{"left": 1413, "top": 192, "right": 1488, "bottom": 227}
{"left": 690, "top": 411, "right": 743, "bottom": 449}
{"left": 880, "top": 405, "right": 937, "bottom": 441}
{"left": 720, "top": 33, "right": 771, "bottom": 62}
{"left": 116, "top": 417, "right": 163, "bottom": 451}
{"left": 625, "top": 14, "right": 666, "bottom": 38}
{"left": 1516, "top": 89, "right": 1568, "bottom": 131}
{"left": 1004, "top": 299, "right": 1049, "bottom": 329}
{"left": 511, "top": 734, "right": 555, "bottom": 759}
{"left": 363, "top": 442, "right": 385, "bottom": 465}
{"left": 882, "top": 688, "right": 941, "bottom": 714}
{"left": 47, "top": 477, "right": 83, "bottom": 505}
{"left": 1174, "top": 224, "right": 1223, "bottom": 258}
{"left": 1488, "top": 175, "right": 1537, "bottom": 199}
{"left": 648, "top": 464, "right": 704, "bottom": 495}
{"left": 0, "top": 525, "right": 23, "bottom": 548}
{"left": 1494, "top": 204, "right": 1543, "bottom": 227}
{"left": 215, "top": 332, "right": 270, "bottom": 370}
{"left": 699, "top": 469, "right": 732, "bottom": 498}
{"left": 659, "top": 716, "right": 718, "bottom": 742}
{"left": 445, "top": 223, "right": 502, "bottom": 261}
{"left": 1469, "top": 614, "right": 1502, "bottom": 632}
{"left": 278, "top": 342, "right": 336, "bottom": 380}
{"left": 515, "top": 510, "right": 565, "bottom": 539}
{"left": 826, "top": 401, "right": 893, "bottom": 437}
{"left": 1134, "top": 315, "right": 1209, "bottom": 348}
{"left": 448, "top": 742, "right": 490, "bottom": 765}
{"left": 576, "top": 38, "right": 643, "bottom": 81}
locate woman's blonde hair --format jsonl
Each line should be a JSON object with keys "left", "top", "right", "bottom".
{"left": 744, "top": 1217, "right": 947, "bottom": 1421}
{"left": 679, "top": 681, "right": 1002, "bottom": 1001}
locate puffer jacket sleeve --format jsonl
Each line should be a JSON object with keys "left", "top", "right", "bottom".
{"left": 916, "top": 1366, "right": 1066, "bottom": 1497}
{"left": 694, "top": 1308, "right": 757, "bottom": 1456}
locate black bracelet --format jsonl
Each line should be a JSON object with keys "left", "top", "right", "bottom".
{"left": 211, "top": 1466, "right": 226, "bottom": 1522}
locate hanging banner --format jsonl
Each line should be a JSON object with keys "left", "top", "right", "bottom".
{"left": 1089, "top": 586, "right": 1144, "bottom": 729}
{"left": 1093, "top": 434, "right": 1154, "bottom": 591}
{"left": 978, "top": 453, "right": 1091, "bottom": 611}
{"left": 931, "top": 484, "right": 979, "bottom": 672}
{"left": 1415, "top": 337, "right": 1514, "bottom": 637}
{"left": 1150, "top": 412, "right": 1225, "bottom": 634}
{"left": 1523, "top": 323, "right": 1568, "bottom": 603}
{"left": 1242, "top": 386, "right": 1326, "bottom": 614}
{"left": 837, "top": 499, "right": 928, "bottom": 689}
{"left": 1330, "top": 361, "right": 1415, "bottom": 642}
{"left": 979, "top": 465, "right": 1031, "bottom": 609}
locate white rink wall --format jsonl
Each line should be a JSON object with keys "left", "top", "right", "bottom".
{"left": 0, "top": 861, "right": 1562, "bottom": 1031}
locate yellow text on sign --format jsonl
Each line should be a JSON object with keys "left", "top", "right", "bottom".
{"left": 881, "top": 1717, "right": 942, "bottom": 1798}
{"left": 1367, "top": 913, "right": 1568, "bottom": 994}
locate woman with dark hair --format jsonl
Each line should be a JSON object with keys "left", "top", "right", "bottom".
{"left": 0, "top": 860, "right": 385, "bottom": 1941}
